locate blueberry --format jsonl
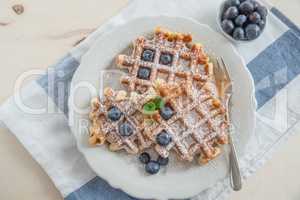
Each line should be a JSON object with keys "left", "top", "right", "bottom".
{"left": 234, "top": 14, "right": 247, "bottom": 26}
{"left": 107, "top": 106, "right": 122, "bottom": 121}
{"left": 145, "top": 161, "right": 160, "bottom": 175}
{"left": 119, "top": 122, "right": 134, "bottom": 137}
{"left": 157, "top": 156, "right": 169, "bottom": 166}
{"left": 256, "top": 5, "right": 268, "bottom": 19}
{"left": 223, "top": 6, "right": 239, "bottom": 20}
{"left": 245, "top": 24, "right": 261, "bottom": 40}
{"left": 159, "top": 106, "right": 174, "bottom": 120}
{"left": 156, "top": 130, "right": 172, "bottom": 146}
{"left": 258, "top": 19, "right": 266, "bottom": 29}
{"left": 141, "top": 49, "right": 155, "bottom": 62}
{"left": 137, "top": 67, "right": 151, "bottom": 80}
{"left": 232, "top": 27, "right": 245, "bottom": 40}
{"left": 248, "top": 12, "right": 261, "bottom": 23}
{"left": 159, "top": 53, "right": 173, "bottom": 66}
{"left": 239, "top": 1, "right": 254, "bottom": 15}
{"left": 247, "top": 0, "right": 258, "bottom": 9}
{"left": 223, "top": 0, "right": 232, "bottom": 10}
{"left": 228, "top": 0, "right": 240, "bottom": 6}
{"left": 139, "top": 152, "right": 150, "bottom": 164}
{"left": 221, "top": 20, "right": 235, "bottom": 34}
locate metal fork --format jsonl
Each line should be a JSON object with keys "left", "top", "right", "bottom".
{"left": 213, "top": 57, "right": 242, "bottom": 191}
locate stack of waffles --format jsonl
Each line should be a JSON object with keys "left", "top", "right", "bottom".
{"left": 89, "top": 28, "right": 229, "bottom": 165}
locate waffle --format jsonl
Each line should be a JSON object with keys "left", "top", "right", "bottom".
{"left": 116, "top": 27, "right": 213, "bottom": 94}
{"left": 89, "top": 87, "right": 157, "bottom": 154}
{"left": 144, "top": 80, "right": 229, "bottom": 164}
{"left": 90, "top": 28, "right": 230, "bottom": 166}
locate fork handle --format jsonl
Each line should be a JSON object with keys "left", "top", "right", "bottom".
{"left": 229, "top": 134, "right": 242, "bottom": 191}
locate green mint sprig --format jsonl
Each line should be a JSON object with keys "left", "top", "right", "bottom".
{"left": 142, "top": 97, "right": 165, "bottom": 115}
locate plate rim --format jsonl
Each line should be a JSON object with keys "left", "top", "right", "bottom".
{"left": 68, "top": 15, "right": 257, "bottom": 200}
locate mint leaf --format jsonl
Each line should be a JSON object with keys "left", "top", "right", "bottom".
{"left": 143, "top": 102, "right": 157, "bottom": 115}
{"left": 153, "top": 97, "right": 165, "bottom": 109}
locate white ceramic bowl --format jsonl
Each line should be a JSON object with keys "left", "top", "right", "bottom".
{"left": 68, "top": 16, "right": 256, "bottom": 200}
{"left": 217, "top": 0, "right": 268, "bottom": 43}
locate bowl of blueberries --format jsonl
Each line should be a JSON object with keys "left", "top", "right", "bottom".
{"left": 218, "top": 0, "right": 268, "bottom": 42}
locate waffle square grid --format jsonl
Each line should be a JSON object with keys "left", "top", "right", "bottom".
{"left": 116, "top": 27, "right": 213, "bottom": 94}
{"left": 89, "top": 88, "right": 157, "bottom": 154}
{"left": 144, "top": 81, "right": 229, "bottom": 164}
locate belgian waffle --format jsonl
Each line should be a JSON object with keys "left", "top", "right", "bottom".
{"left": 90, "top": 28, "right": 230, "bottom": 165}
{"left": 116, "top": 27, "right": 213, "bottom": 94}
{"left": 89, "top": 80, "right": 229, "bottom": 164}
{"left": 145, "top": 80, "right": 229, "bottom": 164}
{"left": 89, "top": 87, "right": 157, "bottom": 154}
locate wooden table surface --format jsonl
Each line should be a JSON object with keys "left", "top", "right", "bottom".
{"left": 0, "top": 0, "right": 299, "bottom": 199}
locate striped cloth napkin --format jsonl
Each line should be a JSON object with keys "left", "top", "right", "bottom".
{"left": 1, "top": 0, "right": 300, "bottom": 199}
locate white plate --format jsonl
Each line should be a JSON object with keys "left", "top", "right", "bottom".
{"left": 68, "top": 16, "right": 256, "bottom": 200}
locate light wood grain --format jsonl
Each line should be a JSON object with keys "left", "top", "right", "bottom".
{"left": 0, "top": 0, "right": 299, "bottom": 200}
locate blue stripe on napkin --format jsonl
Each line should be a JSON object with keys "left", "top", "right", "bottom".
{"left": 65, "top": 177, "right": 138, "bottom": 200}
{"left": 37, "top": 54, "right": 80, "bottom": 114}
{"left": 271, "top": 7, "right": 300, "bottom": 37}
{"left": 247, "top": 30, "right": 300, "bottom": 108}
